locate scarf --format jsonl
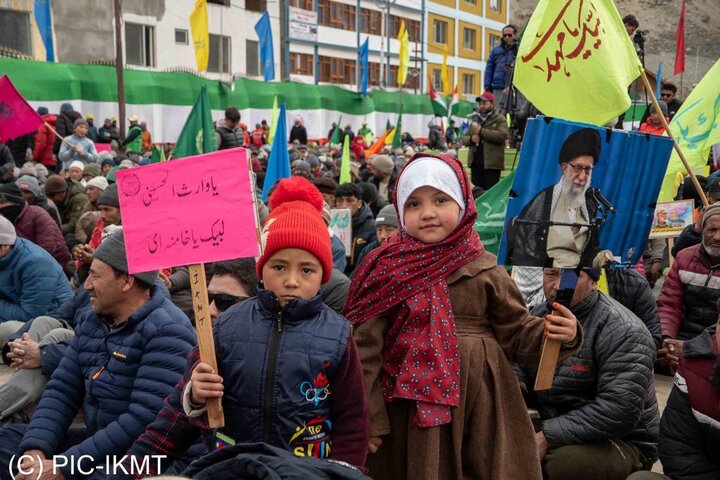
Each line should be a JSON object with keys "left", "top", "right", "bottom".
{"left": 344, "top": 153, "right": 483, "bottom": 427}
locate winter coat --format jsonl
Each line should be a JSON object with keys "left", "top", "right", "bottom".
{"left": 59, "top": 179, "right": 89, "bottom": 235}
{"left": 484, "top": 44, "right": 515, "bottom": 91}
{"left": 331, "top": 234, "right": 347, "bottom": 273}
{"left": 319, "top": 268, "right": 351, "bottom": 313}
{"left": 123, "top": 124, "right": 143, "bottom": 152}
{"left": 123, "top": 289, "right": 368, "bottom": 474}
{"left": 6, "top": 133, "right": 33, "bottom": 167}
{"left": 347, "top": 203, "right": 376, "bottom": 274}
{"left": 355, "top": 253, "right": 581, "bottom": 480}
{"left": 18, "top": 285, "right": 196, "bottom": 479}
{"left": 658, "top": 243, "right": 720, "bottom": 340}
{"left": 58, "top": 134, "right": 98, "bottom": 165}
{"left": 658, "top": 330, "right": 720, "bottom": 478}
{"left": 13, "top": 202, "right": 70, "bottom": 266}
{"left": 518, "top": 291, "right": 660, "bottom": 462}
{"left": 0, "top": 238, "right": 72, "bottom": 322}
{"left": 97, "top": 126, "right": 119, "bottom": 144}
{"left": 289, "top": 125, "right": 308, "bottom": 145}
{"left": 53, "top": 110, "right": 82, "bottom": 154}
{"left": 461, "top": 111, "right": 508, "bottom": 171}
{"left": 0, "top": 143, "right": 13, "bottom": 167}
{"left": 672, "top": 224, "right": 701, "bottom": 257}
{"left": 33, "top": 114, "right": 57, "bottom": 167}
{"left": 427, "top": 125, "right": 445, "bottom": 150}
{"left": 87, "top": 123, "right": 99, "bottom": 143}
{"left": 606, "top": 267, "right": 663, "bottom": 349}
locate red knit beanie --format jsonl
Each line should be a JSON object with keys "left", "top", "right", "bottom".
{"left": 257, "top": 176, "right": 333, "bottom": 284}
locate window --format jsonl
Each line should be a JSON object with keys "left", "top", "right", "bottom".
{"left": 246, "top": 0, "right": 267, "bottom": 12}
{"left": 245, "top": 39, "right": 259, "bottom": 76}
{"left": 319, "top": 56, "right": 356, "bottom": 85}
{"left": 389, "top": 17, "right": 420, "bottom": 42}
{"left": 462, "top": 73, "right": 475, "bottom": 94}
{"left": 433, "top": 19, "right": 447, "bottom": 45}
{"left": 318, "top": 0, "right": 356, "bottom": 30}
{"left": 360, "top": 9, "right": 382, "bottom": 35}
{"left": 490, "top": 0, "right": 500, "bottom": 12}
{"left": 0, "top": 9, "right": 31, "bottom": 56}
{"left": 463, "top": 27, "right": 476, "bottom": 50}
{"left": 432, "top": 69, "right": 443, "bottom": 92}
{"left": 208, "top": 0, "right": 230, "bottom": 5}
{"left": 290, "top": 0, "right": 313, "bottom": 9}
{"left": 290, "top": 52, "right": 314, "bottom": 76}
{"left": 464, "top": 0, "right": 477, "bottom": 4}
{"left": 175, "top": 29, "right": 188, "bottom": 45}
{"left": 388, "top": 65, "right": 419, "bottom": 89}
{"left": 125, "top": 23, "right": 155, "bottom": 67}
{"left": 368, "top": 62, "right": 380, "bottom": 86}
{"left": 207, "top": 34, "right": 231, "bottom": 73}
{"left": 488, "top": 32, "right": 502, "bottom": 51}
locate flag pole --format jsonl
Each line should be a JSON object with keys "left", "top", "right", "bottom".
{"left": 638, "top": 66, "right": 709, "bottom": 207}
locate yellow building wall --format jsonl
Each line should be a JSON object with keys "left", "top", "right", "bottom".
{"left": 457, "top": 67, "right": 481, "bottom": 97}
{"left": 428, "top": 62, "right": 455, "bottom": 92}
{"left": 427, "top": 13, "right": 455, "bottom": 55}
{"left": 458, "top": 0, "right": 482, "bottom": 16}
{"left": 429, "top": 0, "right": 456, "bottom": 9}
{"left": 484, "top": 0, "right": 506, "bottom": 23}
{"left": 458, "top": 21, "right": 481, "bottom": 60}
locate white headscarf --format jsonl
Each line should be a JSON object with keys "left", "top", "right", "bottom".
{"left": 396, "top": 157, "right": 465, "bottom": 229}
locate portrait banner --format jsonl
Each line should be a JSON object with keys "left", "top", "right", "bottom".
{"left": 499, "top": 117, "right": 673, "bottom": 269}
{"left": 116, "top": 147, "right": 259, "bottom": 273}
{"left": 649, "top": 200, "right": 695, "bottom": 239}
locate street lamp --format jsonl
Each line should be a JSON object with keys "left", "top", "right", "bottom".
{"left": 374, "top": 0, "right": 397, "bottom": 89}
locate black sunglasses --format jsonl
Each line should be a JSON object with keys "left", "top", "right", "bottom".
{"left": 503, "top": 33, "right": 514, "bottom": 38}
{"left": 208, "top": 293, "right": 250, "bottom": 312}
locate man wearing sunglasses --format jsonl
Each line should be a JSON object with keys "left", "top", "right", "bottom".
{"left": 659, "top": 83, "right": 683, "bottom": 120}
{"left": 484, "top": 24, "right": 518, "bottom": 114}
{"left": 207, "top": 258, "right": 258, "bottom": 321}
{"left": 507, "top": 128, "right": 604, "bottom": 268}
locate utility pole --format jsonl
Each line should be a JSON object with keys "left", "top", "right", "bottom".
{"left": 114, "top": 0, "right": 126, "bottom": 140}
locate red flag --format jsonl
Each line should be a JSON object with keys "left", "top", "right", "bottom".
{"left": 0, "top": 75, "right": 44, "bottom": 143}
{"left": 674, "top": 0, "right": 686, "bottom": 75}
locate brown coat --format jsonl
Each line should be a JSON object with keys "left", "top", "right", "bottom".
{"left": 461, "top": 111, "right": 508, "bottom": 171}
{"left": 354, "top": 252, "right": 580, "bottom": 480}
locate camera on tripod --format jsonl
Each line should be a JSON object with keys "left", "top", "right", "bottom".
{"left": 633, "top": 29, "right": 647, "bottom": 49}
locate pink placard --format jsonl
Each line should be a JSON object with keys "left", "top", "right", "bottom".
{"left": 95, "top": 143, "right": 113, "bottom": 154}
{"left": 115, "top": 148, "right": 259, "bottom": 273}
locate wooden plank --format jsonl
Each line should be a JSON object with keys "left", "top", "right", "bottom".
{"left": 534, "top": 335, "right": 562, "bottom": 391}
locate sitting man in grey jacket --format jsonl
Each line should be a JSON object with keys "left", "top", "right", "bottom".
{"left": 515, "top": 267, "right": 660, "bottom": 480}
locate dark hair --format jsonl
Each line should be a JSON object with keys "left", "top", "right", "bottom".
{"left": 503, "top": 24, "right": 517, "bottom": 33}
{"left": 357, "top": 182, "right": 379, "bottom": 205}
{"left": 212, "top": 258, "right": 258, "bottom": 296}
{"left": 224, "top": 106, "right": 241, "bottom": 123}
{"left": 335, "top": 182, "right": 361, "bottom": 199}
{"left": 661, "top": 82, "right": 678, "bottom": 94}
{"left": 622, "top": 15, "right": 639, "bottom": 27}
{"left": 111, "top": 268, "right": 152, "bottom": 291}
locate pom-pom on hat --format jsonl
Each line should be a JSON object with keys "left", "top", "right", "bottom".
{"left": 258, "top": 176, "right": 332, "bottom": 284}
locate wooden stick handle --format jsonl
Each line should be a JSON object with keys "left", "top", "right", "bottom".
{"left": 45, "top": 121, "right": 73, "bottom": 146}
{"left": 637, "top": 67, "right": 709, "bottom": 207}
{"left": 247, "top": 148, "right": 263, "bottom": 255}
{"left": 188, "top": 263, "right": 224, "bottom": 428}
{"left": 534, "top": 335, "right": 562, "bottom": 391}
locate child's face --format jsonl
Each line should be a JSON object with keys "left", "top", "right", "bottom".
{"left": 403, "top": 186, "right": 461, "bottom": 244}
{"left": 262, "top": 248, "right": 323, "bottom": 307}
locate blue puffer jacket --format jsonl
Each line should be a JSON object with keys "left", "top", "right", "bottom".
{"left": 212, "top": 289, "right": 349, "bottom": 457}
{"left": 0, "top": 237, "right": 72, "bottom": 322}
{"left": 18, "top": 285, "right": 197, "bottom": 478}
{"left": 484, "top": 44, "right": 515, "bottom": 91}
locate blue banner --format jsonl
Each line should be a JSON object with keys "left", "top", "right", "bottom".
{"left": 262, "top": 103, "right": 290, "bottom": 200}
{"left": 498, "top": 117, "right": 674, "bottom": 269}
{"left": 359, "top": 38, "right": 369, "bottom": 97}
{"left": 33, "top": 0, "right": 54, "bottom": 62}
{"left": 254, "top": 11, "right": 275, "bottom": 82}
{"left": 656, "top": 62, "right": 663, "bottom": 100}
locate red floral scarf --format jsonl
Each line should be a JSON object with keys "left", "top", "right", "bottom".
{"left": 344, "top": 153, "right": 483, "bottom": 427}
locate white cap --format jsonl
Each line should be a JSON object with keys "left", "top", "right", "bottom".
{"left": 0, "top": 216, "right": 17, "bottom": 245}
{"left": 69, "top": 160, "right": 85, "bottom": 172}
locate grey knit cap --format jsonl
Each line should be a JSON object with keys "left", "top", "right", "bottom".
{"left": 93, "top": 229, "right": 158, "bottom": 286}
{"left": 97, "top": 183, "right": 120, "bottom": 208}
{"left": 375, "top": 204, "right": 398, "bottom": 228}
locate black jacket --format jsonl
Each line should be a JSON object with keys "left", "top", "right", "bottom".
{"left": 289, "top": 125, "right": 308, "bottom": 145}
{"left": 519, "top": 291, "right": 660, "bottom": 461}
{"left": 672, "top": 224, "right": 701, "bottom": 257}
{"left": 53, "top": 110, "right": 82, "bottom": 154}
{"left": 606, "top": 267, "right": 663, "bottom": 349}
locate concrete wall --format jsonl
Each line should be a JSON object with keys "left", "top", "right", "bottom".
{"left": 53, "top": 0, "right": 115, "bottom": 63}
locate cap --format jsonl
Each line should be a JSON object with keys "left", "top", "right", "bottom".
{"left": 375, "top": 204, "right": 398, "bottom": 228}
{"left": 475, "top": 92, "right": 495, "bottom": 103}
{"left": 93, "top": 229, "right": 158, "bottom": 286}
{"left": 0, "top": 216, "right": 17, "bottom": 245}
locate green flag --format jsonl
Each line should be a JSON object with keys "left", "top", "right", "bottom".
{"left": 473, "top": 171, "right": 515, "bottom": 255}
{"left": 339, "top": 134, "right": 351, "bottom": 184}
{"left": 267, "top": 95, "right": 278, "bottom": 144}
{"left": 330, "top": 115, "right": 343, "bottom": 144}
{"left": 391, "top": 112, "right": 402, "bottom": 149}
{"left": 172, "top": 85, "right": 217, "bottom": 158}
{"left": 150, "top": 144, "right": 166, "bottom": 163}
{"left": 385, "top": 119, "right": 392, "bottom": 132}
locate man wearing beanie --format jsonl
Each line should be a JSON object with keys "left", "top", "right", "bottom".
{"left": 658, "top": 204, "right": 720, "bottom": 373}
{"left": 515, "top": 268, "right": 659, "bottom": 478}
{"left": 0, "top": 229, "right": 197, "bottom": 479}
{"left": 58, "top": 118, "right": 98, "bottom": 170}
{"left": 72, "top": 184, "right": 121, "bottom": 281}
{"left": 639, "top": 101, "right": 669, "bottom": 136}
{"left": 313, "top": 176, "right": 339, "bottom": 207}
{"left": 0, "top": 183, "right": 70, "bottom": 268}
{"left": 507, "top": 127, "right": 605, "bottom": 269}
{"left": 122, "top": 176, "right": 369, "bottom": 474}
{"left": 0, "top": 216, "right": 71, "bottom": 345}
{"left": 16, "top": 175, "right": 62, "bottom": 227}
{"left": 354, "top": 204, "right": 399, "bottom": 269}
{"left": 45, "top": 174, "right": 89, "bottom": 246}
{"left": 368, "top": 155, "right": 398, "bottom": 203}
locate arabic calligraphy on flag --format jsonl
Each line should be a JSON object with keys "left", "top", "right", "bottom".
{"left": 514, "top": 0, "right": 641, "bottom": 126}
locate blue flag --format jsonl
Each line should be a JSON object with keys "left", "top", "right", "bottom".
{"left": 262, "top": 103, "right": 290, "bottom": 201}
{"left": 655, "top": 63, "right": 663, "bottom": 100}
{"left": 255, "top": 11, "right": 275, "bottom": 82}
{"left": 33, "top": 0, "right": 54, "bottom": 62}
{"left": 359, "top": 38, "right": 369, "bottom": 97}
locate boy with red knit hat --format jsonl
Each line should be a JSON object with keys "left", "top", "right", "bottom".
{"left": 121, "top": 177, "right": 369, "bottom": 476}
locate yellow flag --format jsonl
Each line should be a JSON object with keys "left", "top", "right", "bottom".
{"left": 397, "top": 20, "right": 410, "bottom": 87}
{"left": 441, "top": 49, "right": 450, "bottom": 96}
{"left": 190, "top": 0, "right": 209, "bottom": 72}
{"left": 385, "top": 128, "right": 396, "bottom": 145}
{"left": 267, "top": 95, "right": 279, "bottom": 144}
{"left": 657, "top": 59, "right": 720, "bottom": 202}
{"left": 514, "top": 0, "right": 641, "bottom": 126}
